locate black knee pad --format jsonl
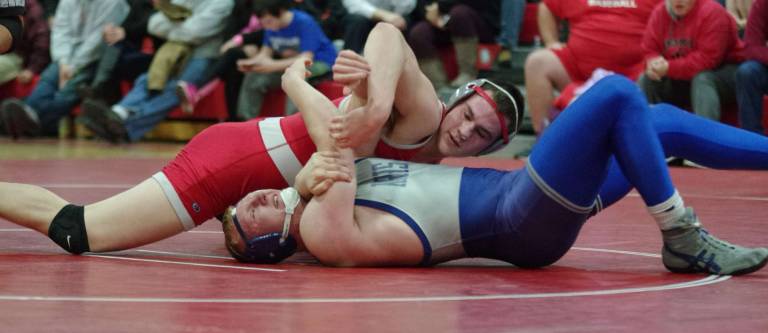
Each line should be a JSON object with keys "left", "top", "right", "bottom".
{"left": 48, "top": 204, "right": 90, "bottom": 254}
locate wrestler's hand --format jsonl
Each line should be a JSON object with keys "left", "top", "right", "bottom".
{"left": 329, "top": 105, "right": 379, "bottom": 149}
{"left": 295, "top": 151, "right": 352, "bottom": 197}
{"left": 332, "top": 50, "right": 370, "bottom": 97}
{"left": 284, "top": 56, "right": 313, "bottom": 80}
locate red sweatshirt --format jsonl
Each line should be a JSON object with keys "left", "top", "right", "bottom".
{"left": 744, "top": 0, "right": 768, "bottom": 64}
{"left": 641, "top": 0, "right": 744, "bottom": 80}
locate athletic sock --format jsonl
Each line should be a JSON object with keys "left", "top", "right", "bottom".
{"left": 112, "top": 105, "right": 130, "bottom": 121}
{"left": 647, "top": 191, "right": 690, "bottom": 230}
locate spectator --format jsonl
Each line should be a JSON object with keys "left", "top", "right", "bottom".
{"left": 235, "top": 0, "right": 337, "bottom": 120}
{"left": 80, "top": 0, "right": 235, "bottom": 143}
{"left": 408, "top": 0, "right": 501, "bottom": 90}
{"left": 79, "top": 0, "right": 157, "bottom": 105}
{"left": 0, "top": 0, "right": 25, "bottom": 54}
{"left": 524, "top": 0, "right": 661, "bottom": 136}
{"left": 0, "top": 0, "right": 129, "bottom": 138}
{"left": 342, "top": 0, "right": 416, "bottom": 53}
{"left": 639, "top": 0, "right": 744, "bottom": 121}
{"left": 295, "top": 0, "right": 347, "bottom": 41}
{"left": 177, "top": 7, "right": 262, "bottom": 117}
{"left": 0, "top": 0, "right": 49, "bottom": 87}
{"left": 735, "top": 0, "right": 768, "bottom": 135}
{"left": 498, "top": 0, "right": 526, "bottom": 52}
{"left": 726, "top": 0, "right": 752, "bottom": 34}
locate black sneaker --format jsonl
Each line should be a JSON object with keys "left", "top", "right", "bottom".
{"left": 79, "top": 99, "right": 127, "bottom": 143}
{"left": 1, "top": 98, "right": 41, "bottom": 139}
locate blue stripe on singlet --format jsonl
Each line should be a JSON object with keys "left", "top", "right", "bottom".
{"left": 354, "top": 199, "right": 432, "bottom": 266}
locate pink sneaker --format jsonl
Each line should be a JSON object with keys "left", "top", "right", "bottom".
{"left": 176, "top": 81, "right": 198, "bottom": 114}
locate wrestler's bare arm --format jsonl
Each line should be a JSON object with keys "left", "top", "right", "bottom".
{"left": 335, "top": 23, "right": 443, "bottom": 147}
{"left": 298, "top": 148, "right": 423, "bottom": 267}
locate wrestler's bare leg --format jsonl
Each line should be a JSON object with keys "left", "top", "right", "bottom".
{"left": 524, "top": 49, "right": 571, "bottom": 134}
{"left": 0, "top": 179, "right": 184, "bottom": 252}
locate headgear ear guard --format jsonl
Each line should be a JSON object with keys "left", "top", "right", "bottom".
{"left": 227, "top": 188, "right": 301, "bottom": 264}
{"left": 445, "top": 79, "right": 521, "bottom": 154}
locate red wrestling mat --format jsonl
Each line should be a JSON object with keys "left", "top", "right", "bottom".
{"left": 1, "top": 155, "right": 767, "bottom": 333}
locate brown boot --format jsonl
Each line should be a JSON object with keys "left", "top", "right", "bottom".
{"left": 450, "top": 37, "right": 478, "bottom": 87}
{"left": 419, "top": 57, "right": 449, "bottom": 91}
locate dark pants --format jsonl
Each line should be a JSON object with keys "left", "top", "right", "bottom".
{"left": 735, "top": 60, "right": 768, "bottom": 135}
{"left": 91, "top": 41, "right": 153, "bottom": 104}
{"left": 407, "top": 4, "right": 495, "bottom": 59}
{"left": 26, "top": 62, "right": 96, "bottom": 135}
{"left": 638, "top": 64, "right": 738, "bottom": 121}
{"left": 194, "top": 47, "right": 248, "bottom": 121}
{"left": 342, "top": 14, "right": 378, "bottom": 53}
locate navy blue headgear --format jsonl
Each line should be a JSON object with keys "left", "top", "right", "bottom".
{"left": 228, "top": 188, "right": 301, "bottom": 264}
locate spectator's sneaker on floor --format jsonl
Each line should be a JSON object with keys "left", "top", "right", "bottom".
{"left": 662, "top": 208, "right": 768, "bottom": 275}
{"left": 176, "top": 81, "right": 198, "bottom": 114}
{"left": 1, "top": 98, "right": 41, "bottom": 139}
{"left": 80, "top": 99, "right": 127, "bottom": 143}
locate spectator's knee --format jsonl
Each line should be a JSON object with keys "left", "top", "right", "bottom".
{"left": 524, "top": 49, "right": 555, "bottom": 73}
{"left": 692, "top": 71, "right": 716, "bottom": 88}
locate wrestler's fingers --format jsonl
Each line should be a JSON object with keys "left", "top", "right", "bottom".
{"left": 334, "top": 56, "right": 371, "bottom": 71}
{"left": 333, "top": 73, "right": 368, "bottom": 84}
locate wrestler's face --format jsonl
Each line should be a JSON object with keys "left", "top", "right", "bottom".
{"left": 259, "top": 13, "right": 282, "bottom": 30}
{"left": 438, "top": 92, "right": 504, "bottom": 157}
{"left": 234, "top": 189, "right": 305, "bottom": 238}
{"left": 669, "top": 0, "right": 695, "bottom": 17}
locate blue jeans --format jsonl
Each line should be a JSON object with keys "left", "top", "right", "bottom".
{"left": 26, "top": 62, "right": 95, "bottom": 135}
{"left": 736, "top": 60, "right": 768, "bottom": 135}
{"left": 117, "top": 57, "right": 211, "bottom": 141}
{"left": 497, "top": 0, "right": 525, "bottom": 49}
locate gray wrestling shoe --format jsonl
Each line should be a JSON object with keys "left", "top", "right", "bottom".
{"left": 662, "top": 208, "right": 768, "bottom": 276}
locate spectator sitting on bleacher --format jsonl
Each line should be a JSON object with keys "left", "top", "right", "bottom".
{"left": 639, "top": 0, "right": 744, "bottom": 122}
{"left": 78, "top": 0, "right": 158, "bottom": 105}
{"left": 296, "top": 0, "right": 347, "bottom": 41}
{"left": 177, "top": 8, "right": 262, "bottom": 118}
{"left": 524, "top": 0, "right": 661, "bottom": 136}
{"left": 497, "top": 0, "right": 526, "bottom": 53}
{"left": 0, "top": 0, "right": 49, "bottom": 88}
{"left": 80, "top": 0, "right": 234, "bottom": 143}
{"left": 341, "top": 0, "right": 416, "bottom": 53}
{"left": 235, "top": 0, "right": 337, "bottom": 120}
{"left": 0, "top": 0, "right": 129, "bottom": 139}
{"left": 408, "top": 0, "right": 500, "bottom": 91}
{"left": 736, "top": 0, "right": 768, "bottom": 135}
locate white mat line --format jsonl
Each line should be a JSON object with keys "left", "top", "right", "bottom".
{"left": 0, "top": 276, "right": 731, "bottom": 304}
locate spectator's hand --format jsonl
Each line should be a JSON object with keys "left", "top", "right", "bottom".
{"left": 237, "top": 55, "right": 272, "bottom": 73}
{"left": 242, "top": 45, "right": 259, "bottom": 57}
{"left": 103, "top": 24, "right": 126, "bottom": 45}
{"left": 332, "top": 50, "right": 370, "bottom": 97}
{"left": 646, "top": 56, "right": 667, "bottom": 81}
{"left": 425, "top": 3, "right": 445, "bottom": 28}
{"left": 219, "top": 38, "right": 239, "bottom": 54}
{"left": 382, "top": 12, "right": 407, "bottom": 30}
{"left": 17, "top": 69, "right": 34, "bottom": 85}
{"left": 329, "top": 105, "right": 378, "bottom": 149}
{"left": 58, "top": 64, "right": 74, "bottom": 89}
{"left": 295, "top": 151, "right": 352, "bottom": 197}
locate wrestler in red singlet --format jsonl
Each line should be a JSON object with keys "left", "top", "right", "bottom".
{"left": 154, "top": 97, "right": 445, "bottom": 230}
